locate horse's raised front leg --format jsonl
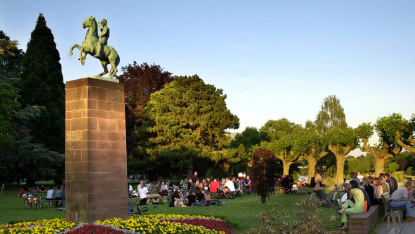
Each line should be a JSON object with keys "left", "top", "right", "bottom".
{"left": 69, "top": 44, "right": 82, "bottom": 56}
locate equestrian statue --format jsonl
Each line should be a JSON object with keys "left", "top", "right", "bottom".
{"left": 70, "top": 16, "right": 120, "bottom": 78}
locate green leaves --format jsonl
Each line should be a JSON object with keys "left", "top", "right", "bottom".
{"left": 145, "top": 75, "right": 239, "bottom": 169}
{"left": 355, "top": 122, "right": 374, "bottom": 140}
{"left": 314, "top": 95, "right": 347, "bottom": 135}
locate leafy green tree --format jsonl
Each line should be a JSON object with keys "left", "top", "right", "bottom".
{"left": 406, "top": 167, "right": 413, "bottom": 176}
{"left": 144, "top": 75, "right": 239, "bottom": 177}
{"left": 260, "top": 119, "right": 302, "bottom": 175}
{"left": 322, "top": 127, "right": 358, "bottom": 184}
{"left": 380, "top": 113, "right": 415, "bottom": 153}
{"left": 250, "top": 148, "right": 277, "bottom": 204}
{"left": 0, "top": 82, "right": 20, "bottom": 150}
{"left": 292, "top": 128, "right": 328, "bottom": 180}
{"left": 0, "top": 31, "right": 24, "bottom": 83}
{"left": 314, "top": 95, "right": 347, "bottom": 135}
{"left": 2, "top": 106, "right": 64, "bottom": 185}
{"left": 117, "top": 62, "right": 174, "bottom": 158}
{"left": 18, "top": 13, "right": 65, "bottom": 154}
{"left": 356, "top": 122, "right": 402, "bottom": 176}
{"left": 230, "top": 127, "right": 264, "bottom": 151}
{"left": 388, "top": 162, "right": 399, "bottom": 173}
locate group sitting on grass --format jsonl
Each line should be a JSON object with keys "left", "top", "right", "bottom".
{"left": 130, "top": 172, "right": 252, "bottom": 207}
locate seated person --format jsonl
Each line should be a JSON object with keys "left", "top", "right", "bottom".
{"left": 38, "top": 185, "right": 46, "bottom": 193}
{"left": 186, "top": 190, "right": 197, "bottom": 206}
{"left": 55, "top": 186, "right": 63, "bottom": 207}
{"left": 138, "top": 181, "right": 148, "bottom": 205}
{"left": 337, "top": 180, "right": 365, "bottom": 230}
{"left": 46, "top": 187, "right": 55, "bottom": 201}
{"left": 223, "top": 177, "right": 236, "bottom": 196}
{"left": 32, "top": 185, "right": 39, "bottom": 193}
{"left": 160, "top": 181, "right": 168, "bottom": 196}
{"left": 148, "top": 181, "right": 161, "bottom": 203}
{"left": 17, "top": 187, "right": 26, "bottom": 197}
{"left": 171, "top": 190, "right": 184, "bottom": 207}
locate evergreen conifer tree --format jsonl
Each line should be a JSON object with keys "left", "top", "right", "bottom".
{"left": 19, "top": 13, "right": 65, "bottom": 153}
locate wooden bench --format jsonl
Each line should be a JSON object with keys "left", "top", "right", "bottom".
{"left": 348, "top": 205, "right": 379, "bottom": 234}
{"left": 44, "top": 199, "right": 61, "bottom": 208}
{"left": 131, "top": 195, "right": 170, "bottom": 205}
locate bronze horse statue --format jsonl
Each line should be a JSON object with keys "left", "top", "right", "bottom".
{"left": 70, "top": 16, "right": 120, "bottom": 78}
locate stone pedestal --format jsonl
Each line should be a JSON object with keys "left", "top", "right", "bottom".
{"left": 65, "top": 77, "right": 128, "bottom": 223}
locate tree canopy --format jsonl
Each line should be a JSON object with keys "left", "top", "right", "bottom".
{"left": 117, "top": 62, "right": 174, "bottom": 158}
{"left": 314, "top": 95, "right": 347, "bottom": 135}
{"left": 143, "top": 75, "right": 239, "bottom": 177}
{"left": 18, "top": 13, "right": 65, "bottom": 154}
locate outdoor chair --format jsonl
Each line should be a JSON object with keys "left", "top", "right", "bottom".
{"left": 382, "top": 193, "right": 404, "bottom": 232}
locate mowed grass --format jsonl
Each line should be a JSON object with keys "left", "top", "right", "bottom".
{"left": 0, "top": 186, "right": 342, "bottom": 233}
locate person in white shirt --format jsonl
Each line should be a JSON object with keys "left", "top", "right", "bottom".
{"left": 225, "top": 177, "right": 235, "bottom": 192}
{"left": 137, "top": 181, "right": 148, "bottom": 199}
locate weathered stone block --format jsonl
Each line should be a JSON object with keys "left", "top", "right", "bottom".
{"left": 66, "top": 78, "right": 127, "bottom": 223}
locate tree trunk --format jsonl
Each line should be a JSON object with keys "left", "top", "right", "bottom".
{"left": 261, "top": 195, "right": 266, "bottom": 204}
{"left": 374, "top": 156, "right": 386, "bottom": 177}
{"left": 282, "top": 160, "right": 293, "bottom": 175}
{"left": 335, "top": 154, "right": 345, "bottom": 185}
{"left": 187, "top": 157, "right": 193, "bottom": 178}
{"left": 305, "top": 156, "right": 317, "bottom": 181}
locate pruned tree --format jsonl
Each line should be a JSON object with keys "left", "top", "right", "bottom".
{"left": 322, "top": 127, "right": 358, "bottom": 184}
{"left": 356, "top": 122, "right": 402, "bottom": 176}
{"left": 260, "top": 118, "right": 302, "bottom": 175}
{"left": 293, "top": 128, "right": 328, "bottom": 181}
{"left": 251, "top": 148, "right": 277, "bottom": 204}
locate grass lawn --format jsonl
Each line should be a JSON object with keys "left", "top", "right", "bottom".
{"left": 1, "top": 186, "right": 344, "bottom": 233}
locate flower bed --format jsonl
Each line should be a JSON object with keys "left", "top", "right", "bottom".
{"left": 0, "top": 215, "right": 231, "bottom": 234}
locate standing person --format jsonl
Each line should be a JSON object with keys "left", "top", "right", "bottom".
{"left": 95, "top": 19, "right": 109, "bottom": 57}
{"left": 337, "top": 180, "right": 365, "bottom": 230}
{"left": 313, "top": 170, "right": 330, "bottom": 207}
{"left": 385, "top": 173, "right": 398, "bottom": 194}
{"left": 191, "top": 171, "right": 199, "bottom": 193}
{"left": 390, "top": 182, "right": 415, "bottom": 221}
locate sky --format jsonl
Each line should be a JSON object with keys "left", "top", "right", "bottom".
{"left": 1, "top": 1, "right": 414, "bottom": 155}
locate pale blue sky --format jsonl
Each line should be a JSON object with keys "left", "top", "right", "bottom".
{"left": 1, "top": 1, "right": 414, "bottom": 152}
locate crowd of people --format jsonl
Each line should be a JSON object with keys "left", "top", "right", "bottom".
{"left": 129, "top": 171, "right": 252, "bottom": 207}
{"left": 16, "top": 184, "right": 65, "bottom": 208}
{"left": 312, "top": 170, "right": 415, "bottom": 230}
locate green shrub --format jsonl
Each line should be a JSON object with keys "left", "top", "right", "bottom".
{"left": 406, "top": 167, "right": 413, "bottom": 176}
{"left": 250, "top": 148, "right": 277, "bottom": 204}
{"left": 389, "top": 162, "right": 399, "bottom": 173}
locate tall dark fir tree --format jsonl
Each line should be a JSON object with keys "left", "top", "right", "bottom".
{"left": 19, "top": 13, "right": 65, "bottom": 153}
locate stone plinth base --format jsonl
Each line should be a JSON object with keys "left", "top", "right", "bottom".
{"left": 65, "top": 77, "right": 128, "bottom": 223}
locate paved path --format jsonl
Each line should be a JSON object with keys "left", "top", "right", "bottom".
{"left": 376, "top": 206, "right": 415, "bottom": 234}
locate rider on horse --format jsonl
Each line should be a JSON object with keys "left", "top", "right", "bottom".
{"left": 95, "top": 19, "right": 109, "bottom": 58}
